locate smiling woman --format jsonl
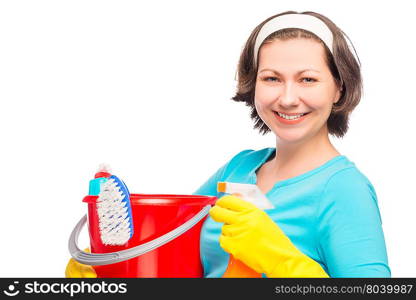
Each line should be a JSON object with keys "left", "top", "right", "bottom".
{"left": 64, "top": 9, "right": 391, "bottom": 279}
{"left": 193, "top": 11, "right": 391, "bottom": 278}
{"left": 255, "top": 37, "right": 343, "bottom": 143}
{"left": 233, "top": 12, "right": 361, "bottom": 139}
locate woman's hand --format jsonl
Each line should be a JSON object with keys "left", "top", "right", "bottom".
{"left": 209, "top": 195, "right": 329, "bottom": 277}
{"left": 65, "top": 248, "right": 97, "bottom": 278}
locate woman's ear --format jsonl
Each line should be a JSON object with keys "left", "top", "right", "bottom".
{"left": 334, "top": 85, "right": 343, "bottom": 104}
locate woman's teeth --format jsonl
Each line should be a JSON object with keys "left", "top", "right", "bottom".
{"left": 276, "top": 112, "right": 307, "bottom": 120}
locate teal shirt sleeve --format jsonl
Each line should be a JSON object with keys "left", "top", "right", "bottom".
{"left": 317, "top": 168, "right": 391, "bottom": 277}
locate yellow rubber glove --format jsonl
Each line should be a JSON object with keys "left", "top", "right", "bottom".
{"left": 65, "top": 248, "right": 97, "bottom": 278}
{"left": 209, "top": 195, "right": 329, "bottom": 278}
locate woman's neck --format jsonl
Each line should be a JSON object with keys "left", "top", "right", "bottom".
{"left": 269, "top": 128, "right": 340, "bottom": 179}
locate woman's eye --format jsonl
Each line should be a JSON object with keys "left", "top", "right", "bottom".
{"left": 302, "top": 77, "right": 316, "bottom": 83}
{"left": 263, "top": 76, "right": 279, "bottom": 82}
{"left": 260, "top": 76, "right": 317, "bottom": 83}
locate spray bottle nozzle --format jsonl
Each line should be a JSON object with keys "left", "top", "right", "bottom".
{"left": 217, "top": 182, "right": 275, "bottom": 210}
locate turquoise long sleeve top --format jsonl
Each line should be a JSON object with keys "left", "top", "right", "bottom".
{"left": 193, "top": 148, "right": 390, "bottom": 278}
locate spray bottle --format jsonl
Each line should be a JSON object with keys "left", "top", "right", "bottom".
{"left": 217, "top": 182, "right": 275, "bottom": 277}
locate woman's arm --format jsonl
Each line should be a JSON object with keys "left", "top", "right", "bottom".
{"left": 317, "top": 168, "right": 391, "bottom": 277}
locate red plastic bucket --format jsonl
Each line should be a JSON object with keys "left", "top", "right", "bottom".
{"left": 82, "top": 193, "right": 216, "bottom": 278}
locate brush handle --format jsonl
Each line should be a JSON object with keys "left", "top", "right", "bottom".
{"left": 68, "top": 205, "right": 211, "bottom": 266}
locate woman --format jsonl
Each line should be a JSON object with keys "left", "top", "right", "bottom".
{"left": 195, "top": 11, "right": 390, "bottom": 278}
{"left": 65, "top": 10, "right": 390, "bottom": 278}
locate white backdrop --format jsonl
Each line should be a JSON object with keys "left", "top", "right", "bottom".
{"left": 0, "top": 0, "right": 414, "bottom": 277}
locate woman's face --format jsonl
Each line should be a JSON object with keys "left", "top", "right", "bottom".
{"left": 254, "top": 38, "right": 341, "bottom": 145}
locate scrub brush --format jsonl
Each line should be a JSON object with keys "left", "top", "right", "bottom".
{"left": 94, "top": 164, "right": 134, "bottom": 246}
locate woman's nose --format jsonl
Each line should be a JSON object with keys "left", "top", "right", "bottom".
{"left": 278, "top": 82, "right": 300, "bottom": 107}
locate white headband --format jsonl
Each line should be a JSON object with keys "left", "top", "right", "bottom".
{"left": 254, "top": 14, "right": 334, "bottom": 67}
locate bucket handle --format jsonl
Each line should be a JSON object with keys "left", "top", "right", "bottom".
{"left": 68, "top": 205, "right": 211, "bottom": 266}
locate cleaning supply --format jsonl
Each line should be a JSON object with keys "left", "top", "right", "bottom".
{"left": 217, "top": 182, "right": 274, "bottom": 210}
{"left": 70, "top": 194, "right": 215, "bottom": 277}
{"left": 69, "top": 165, "right": 216, "bottom": 277}
{"left": 216, "top": 182, "right": 274, "bottom": 277}
{"left": 88, "top": 164, "right": 134, "bottom": 245}
{"left": 89, "top": 163, "right": 111, "bottom": 196}
{"left": 97, "top": 174, "right": 134, "bottom": 245}
{"left": 210, "top": 195, "right": 329, "bottom": 278}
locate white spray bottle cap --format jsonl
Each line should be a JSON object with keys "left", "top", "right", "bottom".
{"left": 217, "top": 182, "right": 275, "bottom": 210}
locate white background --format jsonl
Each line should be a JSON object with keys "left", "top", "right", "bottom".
{"left": 0, "top": 0, "right": 415, "bottom": 277}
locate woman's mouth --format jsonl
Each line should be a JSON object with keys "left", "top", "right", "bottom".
{"left": 273, "top": 111, "right": 311, "bottom": 124}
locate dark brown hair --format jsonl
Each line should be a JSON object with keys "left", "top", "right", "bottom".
{"left": 231, "top": 11, "right": 362, "bottom": 138}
